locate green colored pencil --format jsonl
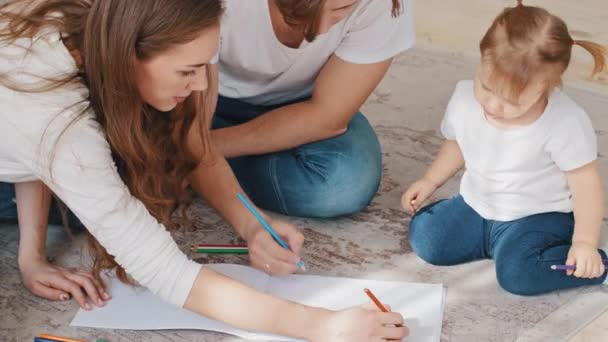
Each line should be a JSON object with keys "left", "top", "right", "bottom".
{"left": 191, "top": 244, "right": 249, "bottom": 254}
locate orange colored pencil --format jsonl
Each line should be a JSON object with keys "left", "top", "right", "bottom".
{"left": 363, "top": 288, "right": 403, "bottom": 327}
{"left": 38, "top": 334, "right": 86, "bottom": 342}
{"left": 364, "top": 288, "right": 388, "bottom": 312}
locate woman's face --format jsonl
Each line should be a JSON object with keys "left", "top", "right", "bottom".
{"left": 133, "top": 24, "right": 220, "bottom": 112}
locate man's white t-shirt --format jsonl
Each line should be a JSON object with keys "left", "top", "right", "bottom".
{"left": 441, "top": 80, "right": 597, "bottom": 221}
{"left": 219, "top": 0, "right": 415, "bottom": 105}
{"left": 0, "top": 28, "right": 201, "bottom": 307}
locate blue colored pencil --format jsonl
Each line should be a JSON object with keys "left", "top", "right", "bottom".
{"left": 550, "top": 259, "right": 608, "bottom": 271}
{"left": 237, "top": 192, "right": 306, "bottom": 271}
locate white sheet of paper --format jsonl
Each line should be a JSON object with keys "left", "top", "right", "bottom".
{"left": 71, "top": 264, "right": 445, "bottom": 341}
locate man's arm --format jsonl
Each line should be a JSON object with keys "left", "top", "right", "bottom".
{"left": 212, "top": 55, "right": 392, "bottom": 158}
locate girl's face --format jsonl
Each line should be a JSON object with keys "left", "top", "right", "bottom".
{"left": 133, "top": 24, "right": 220, "bottom": 112}
{"left": 474, "top": 62, "right": 551, "bottom": 124}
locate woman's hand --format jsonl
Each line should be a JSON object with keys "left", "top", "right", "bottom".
{"left": 311, "top": 304, "right": 408, "bottom": 342}
{"left": 243, "top": 215, "right": 304, "bottom": 275}
{"left": 19, "top": 259, "right": 110, "bottom": 310}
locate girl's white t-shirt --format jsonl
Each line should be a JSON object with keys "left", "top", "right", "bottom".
{"left": 441, "top": 80, "right": 597, "bottom": 221}
{"left": 218, "top": 0, "right": 415, "bottom": 105}
{"left": 0, "top": 29, "right": 201, "bottom": 307}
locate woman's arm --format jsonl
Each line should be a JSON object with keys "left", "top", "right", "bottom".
{"left": 15, "top": 180, "right": 107, "bottom": 308}
{"left": 184, "top": 267, "right": 408, "bottom": 341}
{"left": 15, "top": 181, "right": 52, "bottom": 265}
{"left": 185, "top": 267, "right": 328, "bottom": 339}
{"left": 186, "top": 65, "right": 305, "bottom": 275}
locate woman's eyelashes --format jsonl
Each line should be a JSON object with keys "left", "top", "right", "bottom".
{"left": 178, "top": 70, "right": 196, "bottom": 77}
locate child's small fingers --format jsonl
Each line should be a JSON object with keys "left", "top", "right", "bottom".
{"left": 593, "top": 261, "right": 603, "bottom": 278}
{"left": 574, "top": 260, "right": 588, "bottom": 278}
{"left": 584, "top": 261, "right": 594, "bottom": 278}
{"left": 593, "top": 263, "right": 603, "bottom": 278}
{"left": 402, "top": 191, "right": 415, "bottom": 205}
{"left": 409, "top": 200, "right": 417, "bottom": 213}
{"left": 572, "top": 262, "right": 582, "bottom": 277}
{"left": 582, "top": 261, "right": 590, "bottom": 278}
{"left": 565, "top": 257, "right": 575, "bottom": 276}
{"left": 587, "top": 262, "right": 600, "bottom": 278}
{"left": 586, "top": 264, "right": 595, "bottom": 278}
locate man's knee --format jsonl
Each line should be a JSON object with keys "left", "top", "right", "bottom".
{"left": 291, "top": 149, "right": 381, "bottom": 218}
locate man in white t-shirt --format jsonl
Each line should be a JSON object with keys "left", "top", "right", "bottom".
{"left": 208, "top": 0, "right": 415, "bottom": 218}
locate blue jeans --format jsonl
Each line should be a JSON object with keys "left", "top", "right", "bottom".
{"left": 409, "top": 195, "right": 607, "bottom": 296}
{"left": 0, "top": 182, "right": 81, "bottom": 227}
{"left": 213, "top": 96, "right": 382, "bottom": 218}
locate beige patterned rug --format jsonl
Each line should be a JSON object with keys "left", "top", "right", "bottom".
{"left": 2, "top": 47, "right": 608, "bottom": 342}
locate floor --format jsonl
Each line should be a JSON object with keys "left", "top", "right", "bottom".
{"left": 3, "top": 45, "right": 608, "bottom": 341}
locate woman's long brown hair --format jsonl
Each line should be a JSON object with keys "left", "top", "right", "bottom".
{"left": 0, "top": 0, "right": 223, "bottom": 284}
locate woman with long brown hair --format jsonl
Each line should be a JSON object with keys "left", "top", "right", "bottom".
{"left": 0, "top": 0, "right": 408, "bottom": 340}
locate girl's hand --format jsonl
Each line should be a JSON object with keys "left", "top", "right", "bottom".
{"left": 19, "top": 259, "right": 110, "bottom": 310}
{"left": 401, "top": 178, "right": 438, "bottom": 214}
{"left": 566, "top": 242, "right": 606, "bottom": 278}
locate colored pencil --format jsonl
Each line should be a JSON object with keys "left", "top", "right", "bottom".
{"left": 364, "top": 288, "right": 403, "bottom": 327}
{"left": 192, "top": 244, "right": 249, "bottom": 254}
{"left": 551, "top": 259, "right": 608, "bottom": 271}
{"left": 364, "top": 288, "right": 388, "bottom": 312}
{"left": 37, "top": 334, "right": 86, "bottom": 342}
{"left": 193, "top": 244, "right": 248, "bottom": 248}
{"left": 34, "top": 338, "right": 60, "bottom": 342}
{"left": 237, "top": 192, "right": 306, "bottom": 270}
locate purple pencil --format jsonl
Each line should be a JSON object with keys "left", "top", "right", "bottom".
{"left": 550, "top": 259, "right": 608, "bottom": 271}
